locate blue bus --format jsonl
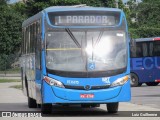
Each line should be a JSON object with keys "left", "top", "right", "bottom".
{"left": 130, "top": 37, "right": 160, "bottom": 87}
{"left": 20, "top": 5, "right": 131, "bottom": 114}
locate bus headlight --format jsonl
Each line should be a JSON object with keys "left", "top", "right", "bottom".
{"left": 110, "top": 75, "right": 130, "bottom": 87}
{"left": 44, "top": 76, "right": 65, "bottom": 88}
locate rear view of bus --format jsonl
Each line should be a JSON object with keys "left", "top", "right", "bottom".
{"left": 21, "top": 6, "right": 131, "bottom": 114}
{"left": 130, "top": 37, "right": 160, "bottom": 87}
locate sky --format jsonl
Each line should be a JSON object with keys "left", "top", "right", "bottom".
{"left": 9, "top": 0, "right": 19, "bottom": 4}
{"left": 123, "top": 0, "right": 142, "bottom": 3}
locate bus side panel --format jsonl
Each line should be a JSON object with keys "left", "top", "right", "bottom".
{"left": 131, "top": 57, "right": 151, "bottom": 83}
{"left": 35, "top": 13, "right": 45, "bottom": 104}
{"left": 154, "top": 57, "right": 160, "bottom": 81}
{"left": 23, "top": 54, "right": 36, "bottom": 99}
{"left": 20, "top": 56, "right": 27, "bottom": 96}
{"left": 30, "top": 54, "right": 36, "bottom": 99}
{"left": 130, "top": 57, "right": 160, "bottom": 83}
{"left": 26, "top": 55, "right": 32, "bottom": 98}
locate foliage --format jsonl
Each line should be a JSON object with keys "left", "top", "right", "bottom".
{"left": 105, "top": 0, "right": 116, "bottom": 8}
{"left": 0, "top": 0, "right": 7, "bottom": 5}
{"left": 10, "top": 2, "right": 27, "bottom": 17}
{"left": 137, "top": 0, "right": 160, "bottom": 28}
{"left": 130, "top": 28, "right": 160, "bottom": 38}
{"left": 126, "top": 0, "right": 160, "bottom": 38}
{"left": 0, "top": 1, "right": 25, "bottom": 70}
{"left": 0, "top": 54, "right": 19, "bottom": 70}
{"left": 25, "top": 0, "right": 116, "bottom": 17}
{"left": 0, "top": 6, "right": 23, "bottom": 54}
{"left": 118, "top": 0, "right": 124, "bottom": 9}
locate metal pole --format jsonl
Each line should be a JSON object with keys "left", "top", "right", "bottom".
{"left": 115, "top": 0, "right": 119, "bottom": 8}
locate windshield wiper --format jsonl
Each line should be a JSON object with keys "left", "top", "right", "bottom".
{"left": 65, "top": 28, "right": 81, "bottom": 48}
{"left": 94, "top": 30, "right": 104, "bottom": 48}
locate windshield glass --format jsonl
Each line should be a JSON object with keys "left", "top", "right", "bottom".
{"left": 46, "top": 29, "right": 127, "bottom": 75}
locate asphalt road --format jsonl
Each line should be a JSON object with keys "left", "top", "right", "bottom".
{"left": 0, "top": 82, "right": 160, "bottom": 119}
{"left": 131, "top": 84, "right": 160, "bottom": 109}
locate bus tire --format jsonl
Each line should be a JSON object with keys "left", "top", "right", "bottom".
{"left": 28, "top": 97, "right": 37, "bottom": 108}
{"left": 130, "top": 73, "right": 139, "bottom": 87}
{"left": 138, "top": 83, "right": 142, "bottom": 86}
{"left": 107, "top": 102, "right": 119, "bottom": 113}
{"left": 41, "top": 103, "right": 52, "bottom": 114}
{"left": 146, "top": 82, "right": 159, "bottom": 86}
{"left": 37, "top": 104, "right": 41, "bottom": 108}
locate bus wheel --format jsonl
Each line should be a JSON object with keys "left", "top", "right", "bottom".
{"left": 37, "top": 104, "right": 41, "bottom": 108}
{"left": 146, "top": 82, "right": 159, "bottom": 86}
{"left": 130, "top": 73, "right": 139, "bottom": 87}
{"left": 28, "top": 97, "right": 37, "bottom": 108}
{"left": 41, "top": 103, "right": 52, "bottom": 114}
{"left": 138, "top": 83, "right": 142, "bottom": 86}
{"left": 107, "top": 102, "right": 119, "bottom": 113}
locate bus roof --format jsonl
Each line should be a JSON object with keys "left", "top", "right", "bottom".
{"left": 135, "top": 37, "right": 160, "bottom": 42}
{"left": 43, "top": 5, "right": 122, "bottom": 13}
{"left": 22, "top": 5, "right": 122, "bottom": 27}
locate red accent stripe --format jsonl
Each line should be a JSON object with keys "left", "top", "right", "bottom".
{"left": 155, "top": 80, "right": 160, "bottom": 82}
{"left": 154, "top": 37, "right": 160, "bottom": 41}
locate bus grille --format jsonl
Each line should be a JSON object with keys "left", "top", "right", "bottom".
{"left": 64, "top": 85, "right": 110, "bottom": 90}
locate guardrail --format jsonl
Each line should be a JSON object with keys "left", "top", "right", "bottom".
{"left": 0, "top": 74, "right": 21, "bottom": 80}
{"left": 0, "top": 74, "right": 21, "bottom": 77}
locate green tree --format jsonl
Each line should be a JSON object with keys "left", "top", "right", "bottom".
{"left": 128, "top": 0, "right": 160, "bottom": 38}
{"left": 0, "top": 0, "right": 7, "bottom": 5}
{"left": 25, "top": 0, "right": 117, "bottom": 17}
{"left": 124, "top": 0, "right": 138, "bottom": 28}
{"left": 118, "top": 0, "right": 124, "bottom": 9}
{"left": 0, "top": 6, "right": 24, "bottom": 54}
{"left": 137, "top": 0, "right": 160, "bottom": 28}
{"left": 106, "top": 0, "right": 116, "bottom": 8}
{"left": 0, "top": 2, "right": 25, "bottom": 70}
{"left": 11, "top": 2, "right": 27, "bottom": 17}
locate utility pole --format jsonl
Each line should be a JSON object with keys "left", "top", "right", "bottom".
{"left": 115, "top": 0, "right": 119, "bottom": 8}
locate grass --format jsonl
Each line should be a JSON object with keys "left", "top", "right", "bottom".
{"left": 0, "top": 68, "right": 20, "bottom": 74}
{"left": 0, "top": 79, "right": 21, "bottom": 83}
{"left": 10, "top": 85, "right": 22, "bottom": 90}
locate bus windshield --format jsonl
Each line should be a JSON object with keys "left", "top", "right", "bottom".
{"left": 46, "top": 29, "right": 127, "bottom": 76}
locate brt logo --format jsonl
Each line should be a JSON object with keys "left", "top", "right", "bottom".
{"left": 131, "top": 57, "right": 160, "bottom": 70}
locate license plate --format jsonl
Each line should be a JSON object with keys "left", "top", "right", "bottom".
{"left": 80, "top": 94, "right": 94, "bottom": 98}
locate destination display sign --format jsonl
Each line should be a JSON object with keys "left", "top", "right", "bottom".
{"left": 48, "top": 11, "right": 120, "bottom": 26}
{"left": 54, "top": 15, "right": 116, "bottom": 26}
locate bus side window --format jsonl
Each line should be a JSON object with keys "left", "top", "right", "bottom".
{"left": 142, "top": 43, "right": 148, "bottom": 57}
{"left": 153, "top": 42, "right": 160, "bottom": 56}
{"left": 149, "top": 42, "right": 153, "bottom": 56}
{"left": 35, "top": 20, "right": 41, "bottom": 70}
{"left": 136, "top": 43, "right": 143, "bottom": 57}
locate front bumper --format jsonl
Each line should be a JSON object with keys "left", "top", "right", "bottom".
{"left": 42, "top": 80, "right": 131, "bottom": 104}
